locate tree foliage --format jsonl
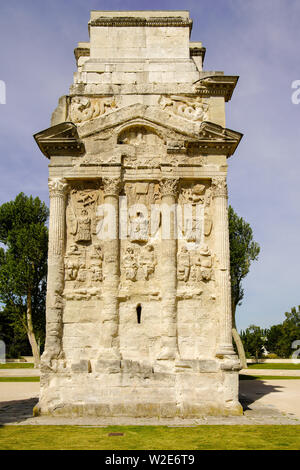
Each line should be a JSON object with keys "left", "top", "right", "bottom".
{"left": 0, "top": 193, "right": 49, "bottom": 365}
{"left": 265, "top": 306, "right": 300, "bottom": 358}
{"left": 228, "top": 205, "right": 260, "bottom": 315}
{"left": 228, "top": 206, "right": 260, "bottom": 368}
{"left": 240, "top": 325, "right": 267, "bottom": 360}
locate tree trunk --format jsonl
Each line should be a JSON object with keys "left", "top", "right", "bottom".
{"left": 26, "top": 290, "right": 40, "bottom": 368}
{"left": 232, "top": 305, "right": 247, "bottom": 369}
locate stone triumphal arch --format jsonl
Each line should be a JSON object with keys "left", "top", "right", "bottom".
{"left": 34, "top": 10, "right": 243, "bottom": 418}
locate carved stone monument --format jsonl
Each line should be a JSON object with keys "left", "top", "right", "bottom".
{"left": 34, "top": 11, "right": 243, "bottom": 418}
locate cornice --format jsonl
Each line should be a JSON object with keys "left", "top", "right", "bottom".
{"left": 74, "top": 47, "right": 90, "bottom": 66}
{"left": 193, "top": 75, "right": 239, "bottom": 102}
{"left": 89, "top": 16, "right": 193, "bottom": 31}
{"left": 34, "top": 122, "right": 85, "bottom": 159}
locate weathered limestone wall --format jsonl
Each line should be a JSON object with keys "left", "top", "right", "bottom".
{"left": 34, "top": 10, "right": 243, "bottom": 419}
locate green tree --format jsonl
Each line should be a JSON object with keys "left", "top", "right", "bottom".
{"left": 266, "top": 306, "right": 300, "bottom": 358}
{"left": 0, "top": 193, "right": 49, "bottom": 367}
{"left": 240, "top": 325, "right": 266, "bottom": 361}
{"left": 228, "top": 206, "right": 260, "bottom": 368}
{"left": 266, "top": 324, "right": 284, "bottom": 357}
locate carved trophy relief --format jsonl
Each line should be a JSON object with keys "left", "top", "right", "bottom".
{"left": 177, "top": 247, "right": 190, "bottom": 282}
{"left": 178, "top": 183, "right": 214, "bottom": 243}
{"left": 69, "top": 96, "right": 118, "bottom": 124}
{"left": 64, "top": 244, "right": 81, "bottom": 281}
{"left": 66, "top": 183, "right": 102, "bottom": 243}
{"left": 64, "top": 242, "right": 104, "bottom": 298}
{"left": 64, "top": 182, "right": 105, "bottom": 299}
{"left": 129, "top": 211, "right": 149, "bottom": 242}
{"left": 123, "top": 246, "right": 138, "bottom": 281}
{"left": 122, "top": 243, "right": 157, "bottom": 282}
{"left": 159, "top": 95, "right": 209, "bottom": 122}
{"left": 139, "top": 244, "right": 157, "bottom": 281}
{"left": 89, "top": 243, "right": 103, "bottom": 283}
{"left": 74, "top": 209, "right": 92, "bottom": 243}
{"left": 177, "top": 244, "right": 214, "bottom": 284}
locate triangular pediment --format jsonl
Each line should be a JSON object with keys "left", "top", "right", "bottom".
{"left": 77, "top": 103, "right": 242, "bottom": 157}
{"left": 34, "top": 104, "right": 242, "bottom": 159}
{"left": 34, "top": 122, "right": 85, "bottom": 159}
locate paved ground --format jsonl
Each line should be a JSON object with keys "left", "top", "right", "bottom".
{"left": 0, "top": 379, "right": 299, "bottom": 425}
{"left": 0, "top": 369, "right": 40, "bottom": 377}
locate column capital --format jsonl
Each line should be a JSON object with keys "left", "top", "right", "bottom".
{"left": 160, "top": 178, "right": 179, "bottom": 198}
{"left": 48, "top": 178, "right": 69, "bottom": 198}
{"left": 103, "top": 177, "right": 122, "bottom": 197}
{"left": 211, "top": 176, "right": 228, "bottom": 198}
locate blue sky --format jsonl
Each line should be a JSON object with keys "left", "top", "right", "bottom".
{"left": 0, "top": 0, "right": 299, "bottom": 331}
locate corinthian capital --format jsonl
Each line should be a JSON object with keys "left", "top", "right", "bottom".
{"left": 102, "top": 177, "right": 122, "bottom": 197}
{"left": 160, "top": 178, "right": 179, "bottom": 198}
{"left": 48, "top": 178, "right": 69, "bottom": 198}
{"left": 211, "top": 176, "right": 228, "bottom": 198}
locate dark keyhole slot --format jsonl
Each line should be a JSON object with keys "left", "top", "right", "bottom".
{"left": 137, "top": 305, "right": 142, "bottom": 324}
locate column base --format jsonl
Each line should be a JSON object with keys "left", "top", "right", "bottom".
{"left": 216, "top": 344, "right": 236, "bottom": 357}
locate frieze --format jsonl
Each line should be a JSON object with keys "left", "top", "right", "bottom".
{"left": 69, "top": 96, "right": 118, "bottom": 124}
{"left": 159, "top": 95, "right": 209, "bottom": 122}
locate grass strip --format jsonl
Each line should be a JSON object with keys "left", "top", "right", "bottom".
{"left": 0, "top": 363, "right": 34, "bottom": 369}
{"left": 239, "top": 374, "right": 300, "bottom": 380}
{"left": 248, "top": 363, "right": 300, "bottom": 370}
{"left": 0, "top": 377, "right": 40, "bottom": 382}
{"left": 0, "top": 425, "right": 300, "bottom": 450}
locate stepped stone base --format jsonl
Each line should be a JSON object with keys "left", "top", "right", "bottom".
{"left": 35, "top": 359, "right": 243, "bottom": 418}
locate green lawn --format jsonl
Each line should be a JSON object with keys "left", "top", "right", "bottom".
{"left": 0, "top": 363, "right": 34, "bottom": 369}
{"left": 0, "top": 377, "right": 40, "bottom": 382}
{"left": 0, "top": 425, "right": 299, "bottom": 450}
{"left": 248, "top": 363, "right": 300, "bottom": 370}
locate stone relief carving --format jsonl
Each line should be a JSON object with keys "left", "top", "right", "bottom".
{"left": 118, "top": 126, "right": 165, "bottom": 147}
{"left": 63, "top": 181, "right": 105, "bottom": 299}
{"left": 90, "top": 244, "right": 103, "bottom": 283}
{"left": 123, "top": 155, "right": 161, "bottom": 169}
{"left": 139, "top": 244, "right": 156, "bottom": 280}
{"left": 211, "top": 176, "right": 228, "bottom": 198}
{"left": 177, "top": 247, "right": 190, "bottom": 282}
{"left": 74, "top": 209, "right": 92, "bottom": 243}
{"left": 129, "top": 211, "right": 149, "bottom": 242}
{"left": 69, "top": 96, "right": 118, "bottom": 124}
{"left": 64, "top": 244, "right": 81, "bottom": 281}
{"left": 177, "top": 244, "right": 214, "bottom": 284}
{"left": 178, "top": 183, "right": 214, "bottom": 243}
{"left": 179, "top": 184, "right": 206, "bottom": 205}
{"left": 159, "top": 95, "right": 209, "bottom": 122}
{"left": 122, "top": 244, "right": 157, "bottom": 282}
{"left": 123, "top": 246, "right": 138, "bottom": 281}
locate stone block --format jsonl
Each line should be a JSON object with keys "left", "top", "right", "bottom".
{"left": 71, "top": 360, "right": 91, "bottom": 373}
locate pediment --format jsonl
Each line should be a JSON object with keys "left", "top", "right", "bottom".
{"left": 34, "top": 122, "right": 85, "bottom": 159}
{"left": 34, "top": 104, "right": 242, "bottom": 159}
{"left": 76, "top": 103, "right": 242, "bottom": 157}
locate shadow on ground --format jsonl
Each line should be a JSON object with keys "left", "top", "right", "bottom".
{"left": 239, "top": 379, "right": 284, "bottom": 412}
{"left": 0, "top": 398, "right": 38, "bottom": 425}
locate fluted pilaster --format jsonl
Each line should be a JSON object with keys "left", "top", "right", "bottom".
{"left": 212, "top": 176, "right": 235, "bottom": 356}
{"left": 43, "top": 178, "right": 68, "bottom": 365}
{"left": 158, "top": 178, "right": 179, "bottom": 361}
